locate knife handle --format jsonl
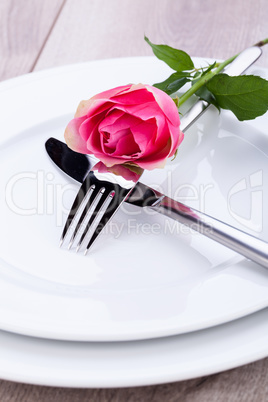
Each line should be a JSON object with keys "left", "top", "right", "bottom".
{"left": 151, "top": 197, "right": 268, "bottom": 269}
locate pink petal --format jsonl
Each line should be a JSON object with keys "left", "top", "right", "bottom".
{"left": 167, "top": 124, "right": 184, "bottom": 155}
{"left": 75, "top": 85, "right": 133, "bottom": 117}
{"left": 99, "top": 109, "right": 140, "bottom": 135}
{"left": 104, "top": 129, "right": 140, "bottom": 156}
{"left": 130, "top": 119, "right": 157, "bottom": 152}
{"left": 111, "top": 87, "right": 154, "bottom": 105}
{"left": 64, "top": 116, "right": 89, "bottom": 153}
{"left": 146, "top": 85, "right": 180, "bottom": 127}
{"left": 114, "top": 102, "right": 162, "bottom": 121}
{"left": 92, "top": 153, "right": 129, "bottom": 167}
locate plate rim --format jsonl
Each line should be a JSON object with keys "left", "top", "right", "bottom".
{"left": 0, "top": 56, "right": 268, "bottom": 342}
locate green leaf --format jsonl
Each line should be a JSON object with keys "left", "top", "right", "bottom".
{"left": 206, "top": 74, "right": 268, "bottom": 121}
{"left": 153, "top": 71, "right": 191, "bottom": 95}
{"left": 190, "top": 67, "right": 219, "bottom": 109}
{"left": 195, "top": 86, "right": 219, "bottom": 109}
{"left": 144, "top": 36, "right": 194, "bottom": 72}
{"left": 201, "top": 61, "right": 217, "bottom": 75}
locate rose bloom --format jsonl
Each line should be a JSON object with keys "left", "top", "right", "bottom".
{"left": 64, "top": 84, "right": 184, "bottom": 170}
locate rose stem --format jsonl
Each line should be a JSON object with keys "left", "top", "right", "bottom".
{"left": 178, "top": 37, "right": 268, "bottom": 107}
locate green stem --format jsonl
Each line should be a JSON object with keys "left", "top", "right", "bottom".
{"left": 178, "top": 37, "right": 268, "bottom": 107}
{"left": 254, "top": 38, "right": 268, "bottom": 47}
{"left": 178, "top": 55, "right": 237, "bottom": 106}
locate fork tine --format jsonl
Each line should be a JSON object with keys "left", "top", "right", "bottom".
{"left": 76, "top": 188, "right": 113, "bottom": 252}
{"left": 59, "top": 175, "right": 93, "bottom": 247}
{"left": 84, "top": 195, "right": 126, "bottom": 254}
{"left": 61, "top": 163, "right": 143, "bottom": 254}
{"left": 68, "top": 186, "right": 105, "bottom": 249}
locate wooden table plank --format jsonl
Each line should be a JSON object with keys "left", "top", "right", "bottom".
{"left": 35, "top": 0, "right": 268, "bottom": 70}
{"left": 0, "top": 358, "right": 267, "bottom": 401}
{"left": 0, "top": 0, "right": 65, "bottom": 81}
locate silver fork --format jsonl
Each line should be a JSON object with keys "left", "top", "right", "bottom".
{"left": 60, "top": 164, "right": 143, "bottom": 254}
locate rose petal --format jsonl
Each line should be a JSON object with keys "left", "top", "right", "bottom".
{"left": 64, "top": 116, "right": 89, "bottom": 153}
{"left": 99, "top": 110, "right": 140, "bottom": 135}
{"left": 104, "top": 129, "right": 140, "bottom": 156}
{"left": 130, "top": 119, "right": 157, "bottom": 152}
{"left": 167, "top": 124, "right": 184, "bottom": 155}
{"left": 65, "top": 83, "right": 183, "bottom": 170}
{"left": 111, "top": 102, "right": 162, "bottom": 122}
{"left": 111, "top": 87, "right": 154, "bottom": 105}
{"left": 75, "top": 85, "right": 133, "bottom": 117}
{"left": 146, "top": 85, "right": 180, "bottom": 127}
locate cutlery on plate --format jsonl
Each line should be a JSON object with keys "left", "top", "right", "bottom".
{"left": 46, "top": 138, "right": 268, "bottom": 269}
{"left": 51, "top": 45, "right": 266, "bottom": 259}
{"left": 60, "top": 160, "right": 143, "bottom": 253}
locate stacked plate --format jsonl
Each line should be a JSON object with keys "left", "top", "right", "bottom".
{"left": 0, "top": 56, "right": 267, "bottom": 388}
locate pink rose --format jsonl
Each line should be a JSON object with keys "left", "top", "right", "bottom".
{"left": 64, "top": 83, "right": 184, "bottom": 170}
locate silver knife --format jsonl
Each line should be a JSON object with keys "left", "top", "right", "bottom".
{"left": 46, "top": 137, "right": 268, "bottom": 269}
{"left": 46, "top": 46, "right": 268, "bottom": 269}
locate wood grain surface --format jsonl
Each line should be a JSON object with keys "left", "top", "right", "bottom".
{"left": 0, "top": 0, "right": 65, "bottom": 80}
{"left": 35, "top": 0, "right": 268, "bottom": 70}
{"left": 0, "top": 0, "right": 268, "bottom": 400}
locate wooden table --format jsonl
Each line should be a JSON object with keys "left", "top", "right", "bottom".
{"left": 0, "top": 0, "right": 267, "bottom": 400}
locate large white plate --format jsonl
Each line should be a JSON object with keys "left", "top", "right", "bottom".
{"left": 0, "top": 308, "right": 267, "bottom": 387}
{"left": 0, "top": 57, "right": 268, "bottom": 341}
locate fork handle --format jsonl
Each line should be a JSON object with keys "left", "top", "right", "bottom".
{"left": 151, "top": 196, "right": 268, "bottom": 269}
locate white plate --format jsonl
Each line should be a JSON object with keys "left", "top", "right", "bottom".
{"left": 0, "top": 57, "right": 268, "bottom": 341}
{"left": 0, "top": 308, "right": 267, "bottom": 387}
